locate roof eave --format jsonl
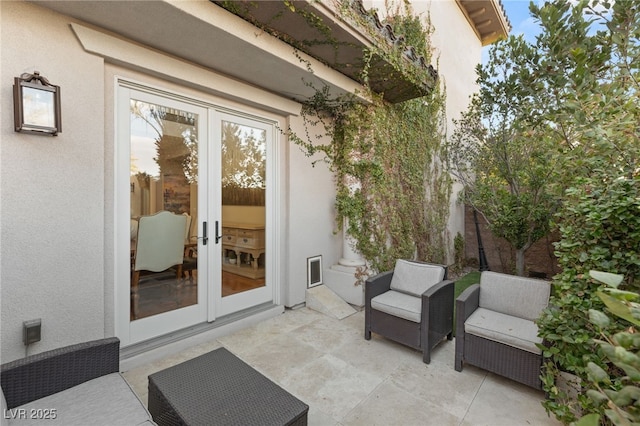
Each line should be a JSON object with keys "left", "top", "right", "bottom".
{"left": 456, "top": 0, "right": 511, "bottom": 46}
{"left": 213, "top": 0, "right": 437, "bottom": 103}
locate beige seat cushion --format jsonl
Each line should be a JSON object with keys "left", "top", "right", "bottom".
{"left": 9, "top": 373, "right": 154, "bottom": 425}
{"left": 389, "top": 260, "right": 445, "bottom": 297}
{"left": 465, "top": 308, "right": 542, "bottom": 354}
{"left": 371, "top": 290, "right": 421, "bottom": 323}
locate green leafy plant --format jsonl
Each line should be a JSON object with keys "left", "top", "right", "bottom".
{"left": 576, "top": 271, "right": 640, "bottom": 426}
{"left": 452, "top": 232, "right": 465, "bottom": 276}
{"left": 539, "top": 174, "right": 640, "bottom": 424}
{"left": 217, "top": 1, "right": 452, "bottom": 272}
{"left": 463, "top": 1, "right": 640, "bottom": 422}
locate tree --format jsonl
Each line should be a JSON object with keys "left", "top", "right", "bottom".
{"left": 450, "top": 0, "right": 640, "bottom": 420}
{"left": 527, "top": 0, "right": 640, "bottom": 423}
{"left": 531, "top": 0, "right": 640, "bottom": 180}
{"left": 221, "top": 122, "right": 266, "bottom": 190}
{"left": 449, "top": 35, "right": 561, "bottom": 276}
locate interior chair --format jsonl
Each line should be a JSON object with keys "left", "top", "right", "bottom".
{"left": 131, "top": 211, "right": 187, "bottom": 318}
{"left": 364, "top": 259, "right": 454, "bottom": 364}
{"left": 455, "top": 271, "right": 551, "bottom": 389}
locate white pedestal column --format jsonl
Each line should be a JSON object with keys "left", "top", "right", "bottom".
{"left": 324, "top": 219, "right": 368, "bottom": 307}
{"left": 339, "top": 219, "right": 365, "bottom": 267}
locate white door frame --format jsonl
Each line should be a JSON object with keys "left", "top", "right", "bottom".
{"left": 114, "top": 78, "right": 282, "bottom": 346}
{"left": 212, "top": 111, "right": 277, "bottom": 317}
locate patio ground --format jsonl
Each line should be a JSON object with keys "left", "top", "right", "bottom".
{"left": 123, "top": 307, "right": 561, "bottom": 425}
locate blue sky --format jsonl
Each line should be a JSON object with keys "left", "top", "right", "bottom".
{"left": 481, "top": 1, "right": 541, "bottom": 64}
{"left": 501, "top": 0, "right": 542, "bottom": 43}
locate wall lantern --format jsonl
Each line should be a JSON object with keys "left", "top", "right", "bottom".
{"left": 13, "top": 71, "right": 61, "bottom": 136}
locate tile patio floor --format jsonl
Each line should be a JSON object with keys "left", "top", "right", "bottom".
{"left": 123, "top": 307, "right": 561, "bottom": 426}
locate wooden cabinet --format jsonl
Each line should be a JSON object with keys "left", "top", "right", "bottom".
{"left": 221, "top": 223, "right": 265, "bottom": 279}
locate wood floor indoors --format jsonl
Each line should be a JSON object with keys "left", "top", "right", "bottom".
{"left": 132, "top": 271, "right": 265, "bottom": 320}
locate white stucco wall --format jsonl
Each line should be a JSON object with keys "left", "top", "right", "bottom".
{"left": 285, "top": 117, "right": 342, "bottom": 307}
{"left": 1, "top": 1, "right": 106, "bottom": 362}
{"left": 426, "top": 0, "right": 483, "bottom": 255}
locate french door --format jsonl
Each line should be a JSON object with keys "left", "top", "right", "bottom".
{"left": 215, "top": 112, "right": 274, "bottom": 317}
{"left": 116, "top": 82, "right": 275, "bottom": 346}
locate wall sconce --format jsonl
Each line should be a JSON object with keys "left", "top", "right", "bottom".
{"left": 13, "top": 71, "right": 61, "bottom": 136}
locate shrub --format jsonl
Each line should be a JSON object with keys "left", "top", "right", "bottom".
{"left": 538, "top": 175, "right": 640, "bottom": 423}
{"left": 577, "top": 271, "right": 640, "bottom": 426}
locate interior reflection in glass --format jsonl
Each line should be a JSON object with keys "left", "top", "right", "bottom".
{"left": 129, "top": 100, "right": 198, "bottom": 320}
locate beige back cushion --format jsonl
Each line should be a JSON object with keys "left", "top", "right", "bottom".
{"left": 479, "top": 271, "right": 551, "bottom": 321}
{"left": 389, "top": 260, "right": 445, "bottom": 297}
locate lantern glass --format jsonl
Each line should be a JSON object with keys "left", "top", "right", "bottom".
{"left": 22, "top": 86, "right": 56, "bottom": 129}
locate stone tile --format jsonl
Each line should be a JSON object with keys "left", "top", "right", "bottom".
{"left": 289, "top": 312, "right": 361, "bottom": 354}
{"left": 461, "top": 373, "right": 561, "bottom": 425}
{"left": 342, "top": 380, "right": 461, "bottom": 426}
{"left": 428, "top": 337, "right": 457, "bottom": 367}
{"left": 280, "top": 353, "right": 384, "bottom": 422}
{"left": 308, "top": 407, "right": 340, "bottom": 426}
{"left": 331, "top": 333, "right": 420, "bottom": 379}
{"left": 388, "top": 360, "right": 485, "bottom": 419}
{"left": 122, "top": 372, "right": 149, "bottom": 406}
{"left": 217, "top": 308, "right": 323, "bottom": 356}
{"left": 230, "top": 333, "right": 324, "bottom": 383}
{"left": 161, "top": 340, "right": 223, "bottom": 366}
{"left": 339, "top": 309, "right": 366, "bottom": 337}
{"left": 122, "top": 340, "right": 223, "bottom": 407}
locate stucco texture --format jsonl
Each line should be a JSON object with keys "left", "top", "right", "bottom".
{"left": 1, "top": 1, "right": 106, "bottom": 362}
{"left": 286, "top": 115, "right": 342, "bottom": 307}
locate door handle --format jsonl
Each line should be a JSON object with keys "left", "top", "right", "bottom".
{"left": 215, "top": 221, "right": 223, "bottom": 244}
{"left": 201, "top": 221, "right": 208, "bottom": 245}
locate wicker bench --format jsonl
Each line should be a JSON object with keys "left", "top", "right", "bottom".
{"left": 148, "top": 347, "right": 308, "bottom": 426}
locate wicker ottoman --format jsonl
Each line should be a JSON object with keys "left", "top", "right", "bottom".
{"left": 148, "top": 347, "right": 308, "bottom": 426}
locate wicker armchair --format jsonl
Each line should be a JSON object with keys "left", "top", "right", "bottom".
{"left": 364, "top": 260, "right": 454, "bottom": 364}
{"left": 454, "top": 271, "right": 551, "bottom": 389}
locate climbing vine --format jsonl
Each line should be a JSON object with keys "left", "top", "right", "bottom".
{"left": 217, "top": 0, "right": 452, "bottom": 274}
{"left": 288, "top": 2, "right": 451, "bottom": 274}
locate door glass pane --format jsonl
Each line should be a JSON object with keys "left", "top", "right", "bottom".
{"left": 130, "top": 100, "right": 198, "bottom": 320}
{"left": 221, "top": 120, "right": 266, "bottom": 297}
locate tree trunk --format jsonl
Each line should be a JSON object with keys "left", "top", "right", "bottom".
{"left": 515, "top": 248, "right": 526, "bottom": 276}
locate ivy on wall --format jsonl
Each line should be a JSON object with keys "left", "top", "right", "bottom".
{"left": 288, "top": 2, "right": 452, "bottom": 274}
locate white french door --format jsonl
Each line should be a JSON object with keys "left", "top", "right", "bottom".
{"left": 214, "top": 111, "right": 274, "bottom": 317}
{"left": 116, "top": 81, "right": 276, "bottom": 346}
{"left": 116, "top": 84, "right": 210, "bottom": 345}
